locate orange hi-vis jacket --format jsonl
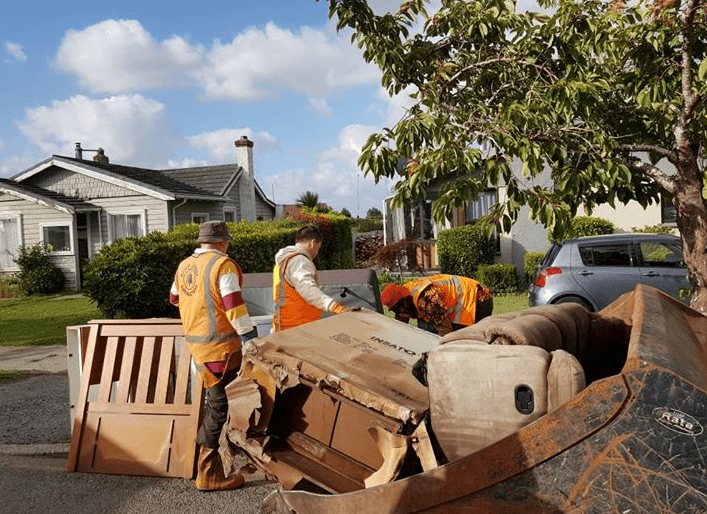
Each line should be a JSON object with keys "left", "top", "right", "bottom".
{"left": 272, "top": 252, "right": 322, "bottom": 332}
{"left": 173, "top": 251, "right": 244, "bottom": 387}
{"left": 406, "top": 274, "right": 483, "bottom": 326}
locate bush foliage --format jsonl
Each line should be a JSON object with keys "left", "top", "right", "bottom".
{"left": 12, "top": 244, "right": 65, "bottom": 295}
{"left": 477, "top": 263, "right": 523, "bottom": 294}
{"left": 83, "top": 215, "right": 353, "bottom": 319}
{"left": 551, "top": 216, "right": 615, "bottom": 243}
{"left": 524, "top": 251, "right": 546, "bottom": 286}
{"left": 437, "top": 224, "right": 495, "bottom": 278}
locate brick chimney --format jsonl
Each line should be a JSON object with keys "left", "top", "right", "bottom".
{"left": 235, "top": 136, "right": 256, "bottom": 221}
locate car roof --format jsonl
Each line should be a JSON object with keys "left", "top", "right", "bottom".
{"left": 563, "top": 233, "right": 680, "bottom": 245}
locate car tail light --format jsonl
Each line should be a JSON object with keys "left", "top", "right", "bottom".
{"left": 535, "top": 267, "right": 562, "bottom": 288}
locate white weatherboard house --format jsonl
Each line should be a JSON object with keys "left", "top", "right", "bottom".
{"left": 0, "top": 136, "right": 275, "bottom": 290}
{"left": 384, "top": 160, "right": 677, "bottom": 273}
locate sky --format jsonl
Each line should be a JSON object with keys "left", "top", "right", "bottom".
{"left": 0, "top": 0, "right": 540, "bottom": 217}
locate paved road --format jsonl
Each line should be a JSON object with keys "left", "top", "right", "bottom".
{"left": 0, "top": 346, "right": 277, "bottom": 514}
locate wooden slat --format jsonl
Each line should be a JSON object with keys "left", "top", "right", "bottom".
{"left": 116, "top": 336, "right": 137, "bottom": 404}
{"left": 67, "top": 323, "right": 100, "bottom": 471}
{"left": 174, "top": 338, "right": 191, "bottom": 404}
{"left": 154, "top": 337, "right": 175, "bottom": 404}
{"left": 98, "top": 336, "right": 119, "bottom": 403}
{"left": 135, "top": 337, "right": 156, "bottom": 403}
{"left": 87, "top": 402, "right": 194, "bottom": 415}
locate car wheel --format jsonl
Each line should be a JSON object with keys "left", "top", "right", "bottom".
{"left": 553, "top": 296, "right": 593, "bottom": 312}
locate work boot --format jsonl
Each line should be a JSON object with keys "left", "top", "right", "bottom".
{"left": 195, "top": 446, "right": 245, "bottom": 491}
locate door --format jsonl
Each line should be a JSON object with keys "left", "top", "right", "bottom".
{"left": 573, "top": 242, "right": 640, "bottom": 310}
{"left": 637, "top": 239, "right": 690, "bottom": 303}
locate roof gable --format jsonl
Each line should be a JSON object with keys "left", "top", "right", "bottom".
{"left": 0, "top": 178, "right": 100, "bottom": 213}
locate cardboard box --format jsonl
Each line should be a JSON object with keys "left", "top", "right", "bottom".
{"left": 222, "top": 309, "right": 439, "bottom": 493}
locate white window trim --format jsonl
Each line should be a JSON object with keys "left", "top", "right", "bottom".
{"left": 191, "top": 212, "right": 210, "bottom": 223}
{"left": 40, "top": 221, "right": 74, "bottom": 256}
{"left": 0, "top": 212, "right": 23, "bottom": 271}
{"left": 107, "top": 210, "right": 147, "bottom": 243}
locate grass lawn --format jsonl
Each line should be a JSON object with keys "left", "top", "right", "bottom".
{"left": 0, "top": 295, "right": 102, "bottom": 347}
{"left": 0, "top": 291, "right": 530, "bottom": 348}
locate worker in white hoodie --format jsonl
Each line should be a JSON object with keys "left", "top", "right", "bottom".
{"left": 272, "top": 225, "right": 348, "bottom": 331}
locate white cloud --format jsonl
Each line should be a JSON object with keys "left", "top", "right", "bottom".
{"left": 196, "top": 23, "right": 379, "bottom": 101}
{"left": 53, "top": 19, "right": 379, "bottom": 104}
{"left": 16, "top": 94, "right": 177, "bottom": 166}
{"left": 54, "top": 20, "right": 203, "bottom": 93}
{"left": 308, "top": 98, "right": 332, "bottom": 117}
{"left": 266, "top": 124, "right": 391, "bottom": 214}
{"left": 0, "top": 153, "right": 37, "bottom": 179}
{"left": 187, "top": 128, "right": 281, "bottom": 164}
{"left": 5, "top": 42, "right": 27, "bottom": 62}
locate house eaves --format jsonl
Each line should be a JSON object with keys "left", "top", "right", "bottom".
{"left": 0, "top": 178, "right": 101, "bottom": 214}
{"left": 14, "top": 156, "right": 222, "bottom": 202}
{"left": 255, "top": 179, "right": 276, "bottom": 208}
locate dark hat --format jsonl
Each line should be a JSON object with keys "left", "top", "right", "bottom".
{"left": 196, "top": 221, "right": 232, "bottom": 243}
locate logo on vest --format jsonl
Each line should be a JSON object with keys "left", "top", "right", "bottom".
{"left": 653, "top": 407, "right": 703, "bottom": 436}
{"left": 180, "top": 263, "right": 199, "bottom": 297}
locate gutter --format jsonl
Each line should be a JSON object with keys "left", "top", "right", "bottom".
{"left": 172, "top": 198, "right": 188, "bottom": 228}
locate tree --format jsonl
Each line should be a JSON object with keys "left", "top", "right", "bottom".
{"left": 296, "top": 190, "right": 320, "bottom": 209}
{"left": 366, "top": 206, "right": 383, "bottom": 219}
{"left": 326, "top": 0, "right": 707, "bottom": 311}
{"left": 341, "top": 207, "right": 352, "bottom": 217}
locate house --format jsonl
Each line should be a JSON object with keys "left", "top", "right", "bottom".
{"left": 384, "top": 160, "right": 677, "bottom": 274}
{"left": 0, "top": 136, "right": 275, "bottom": 290}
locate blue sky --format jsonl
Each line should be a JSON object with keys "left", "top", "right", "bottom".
{"left": 0, "top": 0, "right": 539, "bottom": 216}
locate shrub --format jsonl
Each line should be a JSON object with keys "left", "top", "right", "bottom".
{"left": 437, "top": 224, "right": 495, "bottom": 277}
{"left": 524, "top": 251, "right": 545, "bottom": 286}
{"left": 366, "top": 238, "right": 425, "bottom": 278}
{"left": 631, "top": 224, "right": 676, "bottom": 235}
{"left": 477, "top": 263, "right": 523, "bottom": 293}
{"left": 82, "top": 215, "right": 353, "bottom": 319}
{"left": 550, "top": 216, "right": 615, "bottom": 243}
{"left": 12, "top": 244, "right": 65, "bottom": 295}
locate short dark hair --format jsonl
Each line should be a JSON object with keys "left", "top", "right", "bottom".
{"left": 295, "top": 225, "right": 323, "bottom": 243}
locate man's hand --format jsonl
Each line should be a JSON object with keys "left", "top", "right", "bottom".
{"left": 331, "top": 303, "right": 349, "bottom": 314}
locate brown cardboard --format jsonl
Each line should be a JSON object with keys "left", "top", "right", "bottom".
{"left": 223, "top": 308, "right": 439, "bottom": 492}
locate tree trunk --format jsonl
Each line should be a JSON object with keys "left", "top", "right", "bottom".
{"left": 674, "top": 169, "right": 707, "bottom": 314}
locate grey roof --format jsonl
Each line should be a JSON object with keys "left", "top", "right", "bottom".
{"left": 162, "top": 163, "right": 240, "bottom": 196}
{"left": 55, "top": 156, "right": 221, "bottom": 200}
{"left": 0, "top": 178, "right": 101, "bottom": 212}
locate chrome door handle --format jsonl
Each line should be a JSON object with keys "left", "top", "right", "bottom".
{"left": 577, "top": 270, "right": 593, "bottom": 276}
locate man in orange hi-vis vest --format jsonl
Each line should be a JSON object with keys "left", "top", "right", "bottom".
{"left": 381, "top": 274, "right": 493, "bottom": 336}
{"left": 170, "top": 221, "right": 258, "bottom": 491}
{"left": 272, "top": 225, "right": 348, "bottom": 331}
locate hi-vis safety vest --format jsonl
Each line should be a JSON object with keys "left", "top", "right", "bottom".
{"left": 175, "top": 252, "right": 242, "bottom": 387}
{"left": 272, "top": 252, "right": 322, "bottom": 332}
{"left": 406, "top": 274, "right": 482, "bottom": 326}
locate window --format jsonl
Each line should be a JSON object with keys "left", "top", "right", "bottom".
{"left": 579, "top": 244, "right": 632, "bottom": 267}
{"left": 109, "top": 212, "right": 145, "bottom": 241}
{"left": 0, "top": 215, "right": 21, "bottom": 269}
{"left": 661, "top": 194, "right": 677, "bottom": 224}
{"left": 639, "top": 241, "right": 684, "bottom": 268}
{"left": 465, "top": 190, "right": 497, "bottom": 223}
{"left": 223, "top": 210, "right": 235, "bottom": 222}
{"left": 41, "top": 224, "right": 73, "bottom": 254}
{"left": 192, "top": 213, "right": 209, "bottom": 224}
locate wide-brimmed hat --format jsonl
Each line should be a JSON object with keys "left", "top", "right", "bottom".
{"left": 196, "top": 221, "right": 232, "bottom": 243}
{"left": 381, "top": 283, "right": 410, "bottom": 310}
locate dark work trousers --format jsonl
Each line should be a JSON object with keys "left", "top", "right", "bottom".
{"left": 196, "top": 366, "right": 240, "bottom": 449}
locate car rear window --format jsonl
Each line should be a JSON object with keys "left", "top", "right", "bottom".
{"left": 578, "top": 244, "right": 632, "bottom": 266}
{"left": 541, "top": 244, "right": 562, "bottom": 267}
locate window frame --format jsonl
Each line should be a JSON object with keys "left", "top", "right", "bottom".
{"left": 0, "top": 212, "right": 23, "bottom": 271}
{"left": 108, "top": 210, "right": 147, "bottom": 242}
{"left": 40, "top": 222, "right": 74, "bottom": 255}
{"left": 223, "top": 209, "right": 235, "bottom": 222}
{"left": 191, "top": 212, "right": 210, "bottom": 224}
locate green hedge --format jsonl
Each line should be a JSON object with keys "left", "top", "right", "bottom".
{"left": 477, "top": 263, "right": 523, "bottom": 293}
{"left": 437, "top": 224, "right": 495, "bottom": 278}
{"left": 524, "top": 251, "right": 545, "bottom": 286}
{"left": 12, "top": 244, "right": 65, "bottom": 295}
{"left": 83, "top": 215, "right": 353, "bottom": 319}
{"left": 550, "top": 216, "right": 615, "bottom": 243}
